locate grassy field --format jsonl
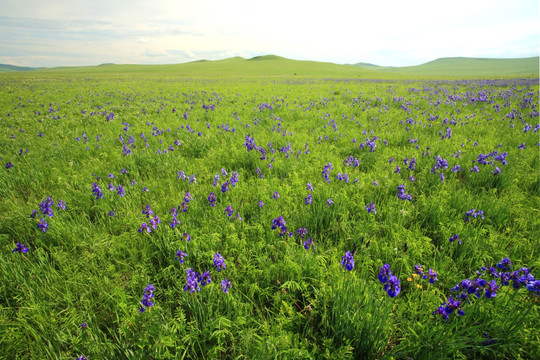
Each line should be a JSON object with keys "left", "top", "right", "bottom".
{"left": 0, "top": 63, "right": 539, "bottom": 359}
{"left": 2, "top": 55, "right": 539, "bottom": 79}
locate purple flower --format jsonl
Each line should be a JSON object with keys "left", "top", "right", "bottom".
{"left": 306, "top": 183, "right": 313, "bottom": 192}
{"left": 423, "top": 268, "right": 438, "bottom": 284}
{"left": 384, "top": 275, "right": 401, "bottom": 297}
{"left": 184, "top": 268, "right": 200, "bottom": 293}
{"left": 372, "top": 180, "right": 378, "bottom": 187}
{"left": 81, "top": 323, "right": 88, "bottom": 329}
{"left": 57, "top": 199, "right": 66, "bottom": 210}
{"left": 221, "top": 278, "right": 232, "bottom": 293}
{"left": 175, "top": 250, "right": 187, "bottom": 264}
{"left": 138, "top": 222, "right": 151, "bottom": 234}
{"left": 12, "top": 242, "right": 28, "bottom": 253}
{"left": 378, "top": 264, "right": 392, "bottom": 284}
{"left": 139, "top": 284, "right": 155, "bottom": 313}
{"left": 37, "top": 218, "right": 48, "bottom": 233}
{"left": 366, "top": 202, "right": 376, "bottom": 214}
{"left": 200, "top": 270, "right": 212, "bottom": 286}
{"left": 117, "top": 185, "right": 125, "bottom": 197}
{"left": 258, "top": 200, "right": 264, "bottom": 207}
{"left": 518, "top": 143, "right": 526, "bottom": 149}
{"left": 303, "top": 237, "right": 315, "bottom": 250}
{"left": 327, "top": 198, "right": 334, "bottom": 206}
{"left": 484, "top": 280, "right": 500, "bottom": 298}
{"left": 6, "top": 162, "right": 14, "bottom": 169}
{"left": 142, "top": 205, "right": 153, "bottom": 218}
{"left": 108, "top": 211, "right": 116, "bottom": 217}
{"left": 224, "top": 205, "right": 233, "bottom": 217}
{"left": 341, "top": 251, "right": 354, "bottom": 271}
{"left": 272, "top": 191, "right": 280, "bottom": 200}
{"left": 91, "top": 183, "right": 103, "bottom": 199}
{"left": 221, "top": 181, "right": 230, "bottom": 193}
{"left": 208, "top": 192, "right": 216, "bottom": 207}
{"left": 213, "top": 253, "right": 226, "bottom": 272}
{"left": 305, "top": 194, "right": 313, "bottom": 205}
{"left": 182, "top": 233, "right": 191, "bottom": 242}
{"left": 449, "top": 234, "right": 461, "bottom": 244}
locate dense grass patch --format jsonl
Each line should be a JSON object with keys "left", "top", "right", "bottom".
{"left": 1, "top": 75, "right": 539, "bottom": 359}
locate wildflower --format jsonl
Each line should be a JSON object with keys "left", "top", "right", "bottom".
{"left": 258, "top": 200, "right": 264, "bottom": 207}
{"left": 484, "top": 280, "right": 500, "bottom": 298}
{"left": 372, "top": 180, "right": 378, "bottom": 187}
{"left": 384, "top": 275, "right": 401, "bottom": 297}
{"left": 12, "top": 242, "right": 28, "bottom": 253}
{"left": 303, "top": 237, "right": 315, "bottom": 250}
{"left": 423, "top": 268, "right": 439, "bottom": 284}
{"left": 327, "top": 198, "right": 334, "bottom": 206}
{"left": 470, "top": 166, "right": 480, "bottom": 173}
{"left": 142, "top": 205, "right": 153, "bottom": 218}
{"left": 496, "top": 257, "right": 512, "bottom": 271}
{"left": 306, "top": 183, "right": 313, "bottom": 191}
{"left": 397, "top": 184, "right": 412, "bottom": 201}
{"left": 108, "top": 211, "right": 116, "bottom": 217}
{"left": 117, "top": 185, "right": 125, "bottom": 197}
{"left": 37, "top": 218, "right": 48, "bottom": 233}
{"left": 39, "top": 197, "right": 55, "bottom": 217}
{"left": 341, "top": 251, "right": 354, "bottom": 271}
{"left": 305, "top": 194, "right": 313, "bottom": 205}
{"left": 378, "top": 264, "right": 392, "bottom": 284}
{"left": 188, "top": 174, "right": 197, "bottom": 184}
{"left": 213, "top": 253, "right": 226, "bottom": 272}
{"left": 518, "top": 143, "right": 526, "bottom": 149}
{"left": 221, "top": 278, "right": 232, "bottom": 293}
{"left": 272, "top": 191, "right": 280, "bottom": 200}
{"left": 200, "top": 271, "right": 212, "bottom": 286}
{"left": 138, "top": 222, "right": 151, "bottom": 234}
{"left": 449, "top": 234, "right": 461, "bottom": 244}
{"left": 81, "top": 323, "right": 88, "bottom": 329}
{"left": 221, "top": 181, "right": 230, "bottom": 193}
{"left": 271, "top": 216, "right": 288, "bottom": 236}
{"left": 140, "top": 284, "right": 155, "bottom": 313}
{"left": 492, "top": 167, "right": 501, "bottom": 175}
{"left": 5, "top": 161, "right": 14, "bottom": 169}
{"left": 208, "top": 192, "right": 216, "bottom": 207}
{"left": 183, "top": 268, "right": 200, "bottom": 293}
{"left": 224, "top": 205, "right": 233, "bottom": 217}
{"left": 175, "top": 250, "right": 187, "bottom": 264}
{"left": 182, "top": 233, "right": 191, "bottom": 242}
{"left": 91, "top": 183, "right": 103, "bottom": 199}
{"left": 296, "top": 226, "right": 308, "bottom": 238}
{"left": 57, "top": 199, "right": 66, "bottom": 210}
{"left": 366, "top": 202, "right": 376, "bottom": 214}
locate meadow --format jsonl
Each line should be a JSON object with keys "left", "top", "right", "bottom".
{"left": 0, "top": 64, "right": 539, "bottom": 359}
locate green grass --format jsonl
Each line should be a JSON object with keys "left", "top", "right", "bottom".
{"left": 0, "top": 71, "right": 538, "bottom": 359}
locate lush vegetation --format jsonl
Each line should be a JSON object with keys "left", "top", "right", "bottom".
{"left": 1, "top": 70, "right": 539, "bottom": 359}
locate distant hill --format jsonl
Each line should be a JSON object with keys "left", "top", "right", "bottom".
{"left": 1, "top": 55, "right": 538, "bottom": 79}
{"left": 0, "top": 64, "right": 41, "bottom": 72}
{"left": 354, "top": 57, "right": 539, "bottom": 77}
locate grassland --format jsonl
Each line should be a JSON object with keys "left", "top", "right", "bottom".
{"left": 3, "top": 55, "right": 539, "bottom": 79}
{"left": 0, "top": 60, "right": 539, "bottom": 359}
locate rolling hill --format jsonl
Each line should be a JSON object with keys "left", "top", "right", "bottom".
{"left": 1, "top": 55, "right": 538, "bottom": 79}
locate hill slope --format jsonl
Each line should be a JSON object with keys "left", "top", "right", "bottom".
{"left": 1, "top": 55, "right": 538, "bottom": 79}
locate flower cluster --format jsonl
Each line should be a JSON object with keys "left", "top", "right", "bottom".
{"left": 378, "top": 264, "right": 401, "bottom": 297}
{"left": 321, "top": 163, "right": 333, "bottom": 183}
{"left": 464, "top": 208, "right": 484, "bottom": 222}
{"left": 433, "top": 257, "right": 538, "bottom": 320}
{"left": 413, "top": 264, "right": 438, "bottom": 284}
{"left": 139, "top": 205, "right": 161, "bottom": 233}
{"left": 139, "top": 284, "right": 155, "bottom": 313}
{"left": 183, "top": 268, "right": 212, "bottom": 293}
{"left": 271, "top": 216, "right": 290, "bottom": 237}
{"left": 397, "top": 184, "right": 412, "bottom": 201}
{"left": 91, "top": 182, "right": 103, "bottom": 199}
{"left": 30, "top": 196, "right": 66, "bottom": 233}
{"left": 213, "top": 253, "right": 227, "bottom": 272}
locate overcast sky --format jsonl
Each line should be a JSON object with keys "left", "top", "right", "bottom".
{"left": 0, "top": 0, "right": 538, "bottom": 67}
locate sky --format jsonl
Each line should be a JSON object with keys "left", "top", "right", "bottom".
{"left": 0, "top": 0, "right": 538, "bottom": 68}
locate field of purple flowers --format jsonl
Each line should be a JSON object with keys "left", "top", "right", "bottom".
{"left": 1, "top": 76, "right": 539, "bottom": 359}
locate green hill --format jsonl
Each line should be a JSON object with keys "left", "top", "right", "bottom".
{"left": 0, "top": 64, "right": 41, "bottom": 72}
{"left": 1, "top": 55, "right": 538, "bottom": 79}
{"left": 356, "top": 57, "right": 539, "bottom": 78}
